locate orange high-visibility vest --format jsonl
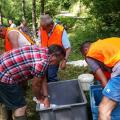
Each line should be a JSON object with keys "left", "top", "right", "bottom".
{"left": 87, "top": 37, "right": 120, "bottom": 67}
{"left": 40, "top": 24, "right": 64, "bottom": 47}
{"left": 5, "top": 28, "right": 35, "bottom": 51}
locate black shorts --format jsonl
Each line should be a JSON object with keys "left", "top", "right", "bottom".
{"left": 0, "top": 83, "right": 26, "bottom": 110}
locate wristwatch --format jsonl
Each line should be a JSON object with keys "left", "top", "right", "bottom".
{"left": 43, "top": 95, "right": 50, "bottom": 99}
{"left": 64, "top": 58, "right": 67, "bottom": 62}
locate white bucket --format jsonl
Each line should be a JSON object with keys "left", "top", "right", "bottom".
{"left": 78, "top": 74, "right": 94, "bottom": 91}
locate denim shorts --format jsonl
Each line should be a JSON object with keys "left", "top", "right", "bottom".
{"left": 0, "top": 83, "right": 26, "bottom": 110}
{"left": 103, "top": 75, "right": 120, "bottom": 102}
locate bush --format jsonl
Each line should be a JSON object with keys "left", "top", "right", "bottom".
{"left": 57, "top": 16, "right": 78, "bottom": 30}
{"left": 58, "top": 65, "right": 90, "bottom": 80}
{"left": 68, "top": 18, "right": 99, "bottom": 60}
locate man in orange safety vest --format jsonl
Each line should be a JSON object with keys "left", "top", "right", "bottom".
{"left": 80, "top": 37, "right": 120, "bottom": 120}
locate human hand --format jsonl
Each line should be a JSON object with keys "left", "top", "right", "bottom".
{"left": 60, "top": 60, "right": 67, "bottom": 70}
{"left": 43, "top": 98, "right": 50, "bottom": 108}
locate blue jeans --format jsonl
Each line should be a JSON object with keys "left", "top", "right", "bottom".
{"left": 47, "top": 65, "right": 59, "bottom": 82}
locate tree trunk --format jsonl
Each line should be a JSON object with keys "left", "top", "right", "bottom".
{"left": 0, "top": 11, "right": 2, "bottom": 23}
{"left": 32, "top": 0, "right": 36, "bottom": 37}
{"left": 22, "top": 0, "right": 26, "bottom": 20}
{"left": 40, "top": 0, "right": 45, "bottom": 14}
{"left": 39, "top": 0, "right": 45, "bottom": 26}
{"left": 0, "top": 1, "right": 3, "bottom": 23}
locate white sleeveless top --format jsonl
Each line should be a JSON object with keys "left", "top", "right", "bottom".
{"left": 8, "top": 30, "right": 31, "bottom": 47}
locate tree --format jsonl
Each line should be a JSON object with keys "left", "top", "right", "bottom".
{"left": 0, "top": 2, "right": 2, "bottom": 23}
{"left": 40, "top": 0, "right": 45, "bottom": 14}
{"left": 81, "top": 0, "right": 120, "bottom": 36}
{"left": 22, "top": 0, "right": 26, "bottom": 20}
{"left": 32, "top": 0, "right": 37, "bottom": 37}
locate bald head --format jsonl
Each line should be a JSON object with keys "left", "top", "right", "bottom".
{"left": 0, "top": 27, "right": 7, "bottom": 39}
{"left": 40, "top": 12, "right": 53, "bottom": 29}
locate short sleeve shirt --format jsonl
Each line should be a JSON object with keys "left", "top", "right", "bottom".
{"left": 86, "top": 57, "right": 112, "bottom": 73}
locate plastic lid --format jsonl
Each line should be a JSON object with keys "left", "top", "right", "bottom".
{"left": 78, "top": 74, "right": 94, "bottom": 82}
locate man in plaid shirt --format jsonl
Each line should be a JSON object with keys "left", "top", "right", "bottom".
{"left": 0, "top": 25, "right": 35, "bottom": 120}
{"left": 0, "top": 45, "right": 66, "bottom": 120}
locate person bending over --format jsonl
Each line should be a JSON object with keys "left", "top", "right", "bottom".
{"left": 80, "top": 37, "right": 120, "bottom": 120}
{"left": 0, "top": 44, "right": 65, "bottom": 120}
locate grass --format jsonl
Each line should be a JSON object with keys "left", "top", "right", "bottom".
{"left": 58, "top": 65, "right": 90, "bottom": 80}
{"left": 26, "top": 88, "right": 38, "bottom": 120}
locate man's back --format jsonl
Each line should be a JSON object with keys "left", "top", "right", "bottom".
{"left": 87, "top": 37, "right": 120, "bottom": 67}
{"left": 0, "top": 45, "right": 49, "bottom": 84}
{"left": 5, "top": 28, "right": 35, "bottom": 51}
{"left": 8, "top": 29, "right": 32, "bottom": 47}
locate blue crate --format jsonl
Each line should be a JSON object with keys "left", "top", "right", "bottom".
{"left": 90, "top": 85, "right": 120, "bottom": 120}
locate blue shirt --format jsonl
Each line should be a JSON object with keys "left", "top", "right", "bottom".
{"left": 62, "top": 30, "right": 71, "bottom": 49}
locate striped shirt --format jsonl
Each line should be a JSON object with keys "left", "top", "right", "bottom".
{"left": 0, "top": 45, "right": 49, "bottom": 84}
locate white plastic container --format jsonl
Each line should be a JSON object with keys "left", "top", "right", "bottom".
{"left": 78, "top": 74, "right": 94, "bottom": 91}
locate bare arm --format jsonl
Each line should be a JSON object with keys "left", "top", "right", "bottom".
{"left": 65, "top": 47, "right": 72, "bottom": 60}
{"left": 60, "top": 29, "right": 72, "bottom": 69}
{"left": 8, "top": 31, "right": 19, "bottom": 49}
{"left": 32, "top": 77, "right": 43, "bottom": 100}
{"left": 95, "top": 68, "right": 108, "bottom": 87}
{"left": 42, "top": 77, "right": 48, "bottom": 97}
{"left": 60, "top": 47, "right": 71, "bottom": 70}
{"left": 32, "top": 76, "right": 50, "bottom": 107}
{"left": 41, "top": 77, "right": 50, "bottom": 107}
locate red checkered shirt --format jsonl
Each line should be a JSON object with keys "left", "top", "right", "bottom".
{"left": 0, "top": 45, "right": 49, "bottom": 84}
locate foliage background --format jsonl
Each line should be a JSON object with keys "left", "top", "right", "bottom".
{"left": 1, "top": 0, "right": 120, "bottom": 119}
{"left": 1, "top": 0, "right": 120, "bottom": 59}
